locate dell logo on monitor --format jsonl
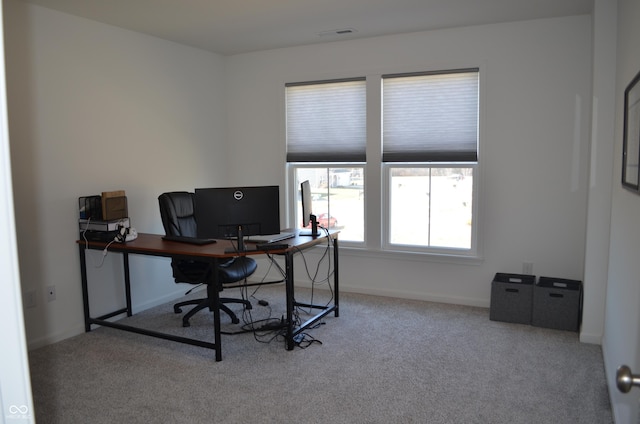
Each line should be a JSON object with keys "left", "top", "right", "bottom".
{"left": 233, "top": 190, "right": 244, "bottom": 201}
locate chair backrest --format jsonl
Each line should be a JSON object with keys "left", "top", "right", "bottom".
{"left": 158, "top": 192, "right": 198, "bottom": 238}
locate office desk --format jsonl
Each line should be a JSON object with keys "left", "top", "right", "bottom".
{"left": 77, "top": 231, "right": 339, "bottom": 361}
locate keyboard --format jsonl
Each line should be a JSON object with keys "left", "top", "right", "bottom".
{"left": 161, "top": 235, "right": 217, "bottom": 245}
{"left": 248, "top": 231, "right": 296, "bottom": 244}
{"left": 256, "top": 243, "right": 289, "bottom": 251}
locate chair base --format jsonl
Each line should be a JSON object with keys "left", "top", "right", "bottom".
{"left": 174, "top": 298, "right": 252, "bottom": 327}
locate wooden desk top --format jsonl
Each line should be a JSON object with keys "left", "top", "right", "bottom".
{"left": 78, "top": 230, "right": 337, "bottom": 259}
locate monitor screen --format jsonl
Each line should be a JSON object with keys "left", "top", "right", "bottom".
{"left": 300, "top": 180, "right": 318, "bottom": 236}
{"left": 301, "top": 180, "right": 313, "bottom": 228}
{"left": 195, "top": 186, "right": 281, "bottom": 241}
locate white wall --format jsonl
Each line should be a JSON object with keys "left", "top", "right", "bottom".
{"left": 4, "top": 0, "right": 229, "bottom": 348}
{"left": 603, "top": 0, "right": 640, "bottom": 421}
{"left": 225, "top": 17, "right": 596, "bottom": 323}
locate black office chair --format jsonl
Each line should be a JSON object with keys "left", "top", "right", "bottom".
{"left": 158, "top": 191, "right": 257, "bottom": 327}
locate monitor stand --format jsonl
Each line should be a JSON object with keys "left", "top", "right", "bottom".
{"left": 298, "top": 214, "right": 319, "bottom": 237}
{"left": 224, "top": 225, "right": 255, "bottom": 253}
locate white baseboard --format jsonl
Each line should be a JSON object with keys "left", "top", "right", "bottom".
{"left": 579, "top": 332, "right": 603, "bottom": 345}
{"left": 245, "top": 277, "right": 491, "bottom": 308}
{"left": 27, "top": 324, "right": 86, "bottom": 351}
{"left": 134, "top": 287, "right": 201, "bottom": 312}
{"left": 328, "top": 283, "right": 490, "bottom": 308}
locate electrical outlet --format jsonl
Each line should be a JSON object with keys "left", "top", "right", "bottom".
{"left": 24, "top": 289, "right": 37, "bottom": 308}
{"left": 46, "top": 285, "right": 56, "bottom": 302}
{"left": 523, "top": 262, "right": 533, "bottom": 275}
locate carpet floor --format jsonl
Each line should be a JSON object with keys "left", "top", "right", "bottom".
{"left": 28, "top": 285, "right": 612, "bottom": 423}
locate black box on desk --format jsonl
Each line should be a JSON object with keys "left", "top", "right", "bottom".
{"left": 532, "top": 277, "right": 582, "bottom": 332}
{"left": 79, "top": 230, "right": 119, "bottom": 242}
{"left": 490, "top": 273, "right": 535, "bottom": 324}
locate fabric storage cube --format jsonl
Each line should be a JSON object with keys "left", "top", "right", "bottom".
{"left": 490, "top": 273, "right": 535, "bottom": 324}
{"left": 532, "top": 277, "right": 582, "bottom": 331}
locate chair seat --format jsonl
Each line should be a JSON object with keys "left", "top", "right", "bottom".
{"left": 172, "top": 257, "right": 258, "bottom": 286}
{"left": 219, "top": 257, "right": 258, "bottom": 282}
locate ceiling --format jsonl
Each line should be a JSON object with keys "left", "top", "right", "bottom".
{"left": 20, "top": 0, "right": 593, "bottom": 56}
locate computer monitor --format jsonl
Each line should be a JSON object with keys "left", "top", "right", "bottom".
{"left": 300, "top": 180, "right": 319, "bottom": 237}
{"left": 195, "top": 185, "right": 280, "bottom": 251}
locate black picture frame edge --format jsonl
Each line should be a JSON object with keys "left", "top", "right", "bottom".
{"left": 622, "top": 68, "right": 640, "bottom": 193}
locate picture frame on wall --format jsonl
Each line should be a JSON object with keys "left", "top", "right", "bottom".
{"left": 622, "top": 69, "right": 640, "bottom": 192}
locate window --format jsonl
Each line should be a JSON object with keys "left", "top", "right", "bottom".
{"left": 286, "top": 68, "right": 479, "bottom": 255}
{"left": 286, "top": 79, "right": 366, "bottom": 243}
{"left": 382, "top": 69, "right": 479, "bottom": 253}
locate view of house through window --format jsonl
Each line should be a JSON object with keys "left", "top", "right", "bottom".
{"left": 294, "top": 167, "right": 364, "bottom": 242}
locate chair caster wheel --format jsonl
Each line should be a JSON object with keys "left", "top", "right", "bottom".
{"left": 182, "top": 320, "right": 191, "bottom": 327}
{"left": 174, "top": 307, "right": 182, "bottom": 314}
{"left": 231, "top": 317, "right": 240, "bottom": 324}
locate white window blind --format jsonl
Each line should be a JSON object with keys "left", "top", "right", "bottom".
{"left": 286, "top": 78, "right": 366, "bottom": 162}
{"left": 382, "top": 69, "right": 479, "bottom": 162}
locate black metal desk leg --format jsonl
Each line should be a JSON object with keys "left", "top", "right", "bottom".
{"left": 209, "top": 258, "right": 222, "bottom": 362}
{"left": 122, "top": 252, "right": 132, "bottom": 317}
{"left": 285, "top": 251, "right": 295, "bottom": 350}
{"left": 78, "top": 245, "right": 91, "bottom": 332}
{"left": 333, "top": 237, "right": 339, "bottom": 317}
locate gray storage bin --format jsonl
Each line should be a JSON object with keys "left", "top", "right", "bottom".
{"left": 532, "top": 277, "right": 582, "bottom": 332}
{"left": 490, "top": 273, "right": 535, "bottom": 324}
